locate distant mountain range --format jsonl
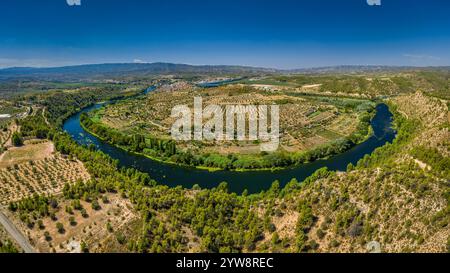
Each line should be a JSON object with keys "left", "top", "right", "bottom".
{"left": 0, "top": 63, "right": 276, "bottom": 82}
{"left": 0, "top": 62, "right": 448, "bottom": 82}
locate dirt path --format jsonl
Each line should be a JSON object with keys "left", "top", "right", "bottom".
{"left": 2, "top": 123, "right": 18, "bottom": 148}
{"left": 0, "top": 210, "right": 36, "bottom": 253}
{"left": 42, "top": 108, "right": 50, "bottom": 126}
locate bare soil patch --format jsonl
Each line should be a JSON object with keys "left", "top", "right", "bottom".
{"left": 0, "top": 141, "right": 90, "bottom": 205}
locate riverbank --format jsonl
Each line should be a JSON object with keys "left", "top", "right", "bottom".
{"left": 79, "top": 103, "right": 378, "bottom": 173}
{"left": 80, "top": 120, "right": 288, "bottom": 173}
{"left": 65, "top": 98, "right": 395, "bottom": 193}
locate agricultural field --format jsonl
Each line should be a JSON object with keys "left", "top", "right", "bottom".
{"left": 88, "top": 83, "right": 372, "bottom": 167}
{"left": 0, "top": 140, "right": 91, "bottom": 205}
{"left": 240, "top": 70, "right": 450, "bottom": 99}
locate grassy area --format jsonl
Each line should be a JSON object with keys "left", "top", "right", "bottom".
{"left": 0, "top": 140, "right": 54, "bottom": 167}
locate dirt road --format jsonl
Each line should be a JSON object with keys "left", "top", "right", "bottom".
{"left": 0, "top": 210, "right": 36, "bottom": 253}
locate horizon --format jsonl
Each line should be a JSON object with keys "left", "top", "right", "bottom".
{"left": 1, "top": 61, "right": 450, "bottom": 71}
{"left": 1, "top": 0, "right": 450, "bottom": 69}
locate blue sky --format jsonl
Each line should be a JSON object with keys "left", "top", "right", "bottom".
{"left": 0, "top": 0, "right": 449, "bottom": 69}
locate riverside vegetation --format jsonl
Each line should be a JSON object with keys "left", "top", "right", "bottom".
{"left": 80, "top": 84, "right": 376, "bottom": 170}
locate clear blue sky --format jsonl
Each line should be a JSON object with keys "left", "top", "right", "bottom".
{"left": 1, "top": 0, "right": 449, "bottom": 69}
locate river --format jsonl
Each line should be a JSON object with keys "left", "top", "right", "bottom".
{"left": 196, "top": 78, "right": 244, "bottom": 88}
{"left": 63, "top": 87, "right": 396, "bottom": 194}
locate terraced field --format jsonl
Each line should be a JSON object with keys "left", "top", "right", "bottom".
{"left": 0, "top": 140, "right": 90, "bottom": 205}
{"left": 94, "top": 84, "right": 368, "bottom": 156}
{"left": 241, "top": 71, "right": 450, "bottom": 99}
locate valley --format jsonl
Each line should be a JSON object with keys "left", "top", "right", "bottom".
{"left": 82, "top": 83, "right": 374, "bottom": 170}
{"left": 0, "top": 66, "right": 448, "bottom": 254}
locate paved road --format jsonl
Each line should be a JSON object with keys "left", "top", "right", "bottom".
{"left": 0, "top": 210, "right": 36, "bottom": 253}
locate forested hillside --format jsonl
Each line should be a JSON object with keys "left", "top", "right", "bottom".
{"left": 6, "top": 87, "right": 448, "bottom": 253}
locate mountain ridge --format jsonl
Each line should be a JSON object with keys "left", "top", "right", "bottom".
{"left": 1, "top": 62, "right": 449, "bottom": 82}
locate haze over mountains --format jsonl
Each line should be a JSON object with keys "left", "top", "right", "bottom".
{"left": 0, "top": 63, "right": 275, "bottom": 81}
{"left": 0, "top": 62, "right": 449, "bottom": 82}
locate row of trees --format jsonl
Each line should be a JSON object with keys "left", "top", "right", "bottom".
{"left": 80, "top": 104, "right": 374, "bottom": 170}
{"left": 80, "top": 113, "right": 177, "bottom": 156}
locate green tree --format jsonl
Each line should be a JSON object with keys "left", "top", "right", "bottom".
{"left": 0, "top": 240, "right": 18, "bottom": 253}
{"left": 44, "top": 231, "right": 52, "bottom": 242}
{"left": 81, "top": 241, "right": 89, "bottom": 253}
{"left": 56, "top": 222, "right": 65, "bottom": 234}
{"left": 69, "top": 216, "right": 77, "bottom": 226}
{"left": 12, "top": 132, "right": 23, "bottom": 147}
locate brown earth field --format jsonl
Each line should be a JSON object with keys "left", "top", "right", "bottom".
{"left": 0, "top": 140, "right": 90, "bottom": 205}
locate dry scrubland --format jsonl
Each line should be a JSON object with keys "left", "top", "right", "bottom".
{"left": 254, "top": 92, "right": 449, "bottom": 253}
{"left": 0, "top": 138, "right": 132, "bottom": 253}
{"left": 0, "top": 224, "right": 19, "bottom": 252}
{"left": 84, "top": 80, "right": 449, "bottom": 252}
{"left": 5, "top": 193, "right": 138, "bottom": 253}
{"left": 97, "top": 84, "right": 361, "bottom": 155}
{"left": 0, "top": 140, "right": 90, "bottom": 205}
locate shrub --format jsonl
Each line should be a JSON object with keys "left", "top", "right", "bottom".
{"left": 12, "top": 132, "right": 23, "bottom": 147}
{"left": 56, "top": 222, "right": 65, "bottom": 234}
{"left": 69, "top": 216, "right": 76, "bottom": 226}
